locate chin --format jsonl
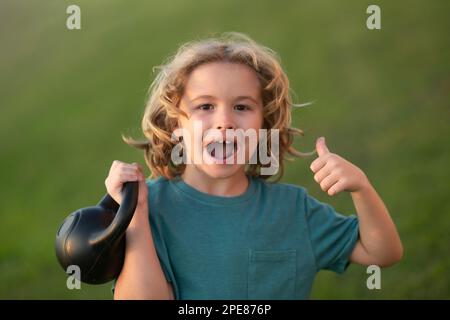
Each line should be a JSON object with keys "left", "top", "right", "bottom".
{"left": 196, "top": 163, "right": 244, "bottom": 180}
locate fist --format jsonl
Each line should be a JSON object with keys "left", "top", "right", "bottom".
{"left": 104, "top": 160, "right": 148, "bottom": 208}
{"left": 310, "top": 137, "right": 368, "bottom": 196}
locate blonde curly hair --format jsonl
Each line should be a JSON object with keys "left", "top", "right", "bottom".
{"left": 123, "top": 32, "right": 312, "bottom": 181}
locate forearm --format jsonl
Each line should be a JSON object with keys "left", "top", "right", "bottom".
{"left": 351, "top": 180, "right": 403, "bottom": 266}
{"left": 114, "top": 205, "right": 173, "bottom": 300}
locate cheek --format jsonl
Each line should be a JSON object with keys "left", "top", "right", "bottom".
{"left": 176, "top": 120, "right": 194, "bottom": 149}
{"left": 244, "top": 114, "right": 265, "bottom": 156}
{"left": 241, "top": 111, "right": 264, "bottom": 130}
{"left": 255, "top": 116, "right": 265, "bottom": 143}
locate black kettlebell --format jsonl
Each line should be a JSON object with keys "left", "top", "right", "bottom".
{"left": 55, "top": 182, "right": 139, "bottom": 284}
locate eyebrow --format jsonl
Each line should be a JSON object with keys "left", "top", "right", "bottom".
{"left": 189, "top": 95, "right": 259, "bottom": 104}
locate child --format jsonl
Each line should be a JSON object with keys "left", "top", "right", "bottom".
{"left": 106, "top": 33, "right": 403, "bottom": 300}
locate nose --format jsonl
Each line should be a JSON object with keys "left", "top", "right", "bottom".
{"left": 214, "top": 107, "right": 235, "bottom": 131}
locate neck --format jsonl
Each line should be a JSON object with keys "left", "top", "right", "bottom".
{"left": 181, "top": 166, "right": 249, "bottom": 197}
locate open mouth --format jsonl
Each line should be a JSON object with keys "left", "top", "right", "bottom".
{"left": 205, "top": 140, "right": 238, "bottom": 162}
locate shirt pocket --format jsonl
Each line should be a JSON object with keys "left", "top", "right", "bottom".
{"left": 248, "top": 249, "right": 297, "bottom": 299}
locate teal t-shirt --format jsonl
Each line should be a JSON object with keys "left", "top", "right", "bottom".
{"left": 114, "top": 175, "right": 359, "bottom": 300}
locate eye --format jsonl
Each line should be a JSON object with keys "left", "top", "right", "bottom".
{"left": 197, "top": 103, "right": 214, "bottom": 111}
{"left": 234, "top": 104, "right": 250, "bottom": 111}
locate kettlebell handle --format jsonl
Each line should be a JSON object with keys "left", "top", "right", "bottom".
{"left": 89, "top": 182, "right": 139, "bottom": 245}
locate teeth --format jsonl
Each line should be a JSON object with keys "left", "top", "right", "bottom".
{"left": 206, "top": 141, "right": 236, "bottom": 160}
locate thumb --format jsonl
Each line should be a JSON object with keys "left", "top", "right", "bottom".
{"left": 316, "top": 137, "right": 330, "bottom": 157}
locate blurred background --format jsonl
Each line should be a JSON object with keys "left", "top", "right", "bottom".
{"left": 0, "top": 0, "right": 449, "bottom": 299}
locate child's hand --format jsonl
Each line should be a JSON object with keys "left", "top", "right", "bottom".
{"left": 105, "top": 160, "right": 148, "bottom": 209}
{"left": 310, "top": 137, "right": 369, "bottom": 196}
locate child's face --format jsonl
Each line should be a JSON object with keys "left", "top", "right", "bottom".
{"left": 178, "top": 62, "right": 264, "bottom": 180}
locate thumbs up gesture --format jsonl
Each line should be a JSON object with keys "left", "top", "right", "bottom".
{"left": 310, "top": 137, "right": 369, "bottom": 196}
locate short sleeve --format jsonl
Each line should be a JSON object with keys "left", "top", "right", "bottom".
{"left": 302, "top": 189, "right": 360, "bottom": 273}
{"left": 148, "top": 209, "right": 175, "bottom": 284}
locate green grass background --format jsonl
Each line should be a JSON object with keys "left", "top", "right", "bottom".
{"left": 0, "top": 0, "right": 449, "bottom": 299}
